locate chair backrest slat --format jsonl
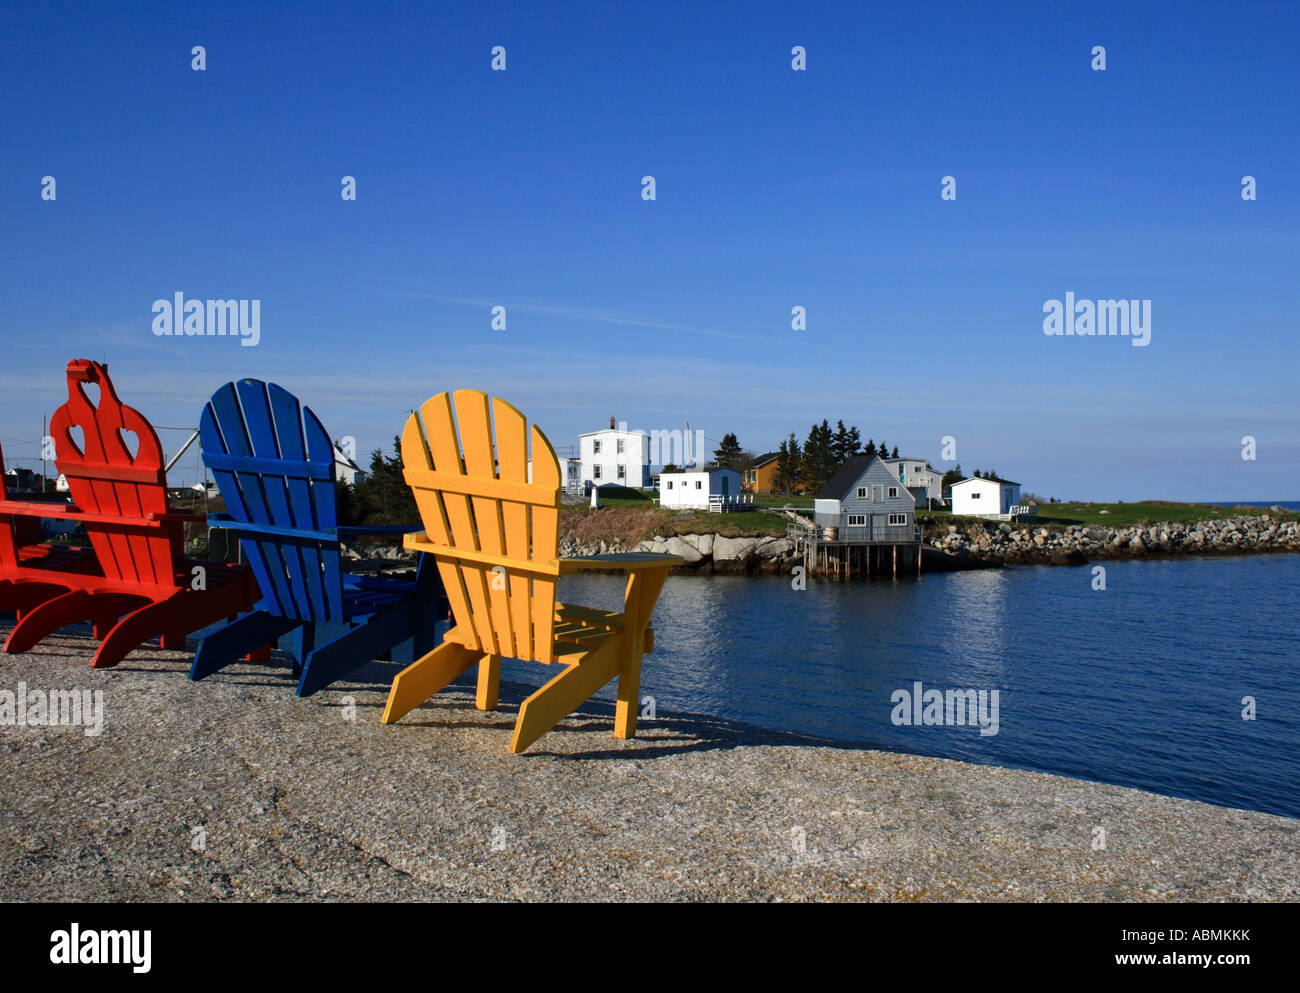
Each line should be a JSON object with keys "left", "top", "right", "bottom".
{"left": 201, "top": 379, "right": 345, "bottom": 623}
{"left": 402, "top": 389, "right": 561, "bottom": 664}
{"left": 50, "top": 360, "right": 179, "bottom": 588}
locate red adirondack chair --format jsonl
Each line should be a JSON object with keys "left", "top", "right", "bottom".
{"left": 1, "top": 360, "right": 255, "bottom": 667}
{"left": 0, "top": 443, "right": 102, "bottom": 618}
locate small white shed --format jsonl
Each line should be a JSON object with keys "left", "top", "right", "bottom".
{"left": 658, "top": 468, "right": 741, "bottom": 510}
{"left": 950, "top": 475, "right": 1022, "bottom": 517}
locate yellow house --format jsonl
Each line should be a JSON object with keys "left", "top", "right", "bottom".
{"left": 742, "top": 452, "right": 780, "bottom": 493}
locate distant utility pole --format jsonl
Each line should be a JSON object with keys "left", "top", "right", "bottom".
{"left": 41, "top": 415, "right": 47, "bottom": 493}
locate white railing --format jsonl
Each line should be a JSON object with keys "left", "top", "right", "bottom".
{"left": 708, "top": 494, "right": 754, "bottom": 513}
{"left": 787, "top": 521, "right": 922, "bottom": 544}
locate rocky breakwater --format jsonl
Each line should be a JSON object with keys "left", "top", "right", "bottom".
{"left": 559, "top": 533, "right": 801, "bottom": 574}
{"left": 924, "top": 512, "right": 1300, "bottom": 567}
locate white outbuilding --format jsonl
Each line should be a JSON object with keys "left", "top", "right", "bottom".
{"left": 950, "top": 475, "right": 1028, "bottom": 519}
{"left": 658, "top": 468, "right": 742, "bottom": 510}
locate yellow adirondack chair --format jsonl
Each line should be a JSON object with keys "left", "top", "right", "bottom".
{"left": 381, "top": 390, "right": 683, "bottom": 753}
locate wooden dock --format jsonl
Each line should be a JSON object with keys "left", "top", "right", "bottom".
{"left": 788, "top": 521, "right": 922, "bottom": 579}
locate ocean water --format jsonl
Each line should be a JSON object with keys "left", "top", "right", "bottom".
{"left": 532, "top": 554, "right": 1300, "bottom": 818}
{"left": 1208, "top": 501, "right": 1300, "bottom": 511}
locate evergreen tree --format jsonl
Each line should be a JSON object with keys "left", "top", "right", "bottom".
{"left": 891, "top": 445, "right": 899, "bottom": 458}
{"left": 845, "top": 425, "right": 862, "bottom": 459}
{"left": 713, "top": 432, "right": 743, "bottom": 469}
{"left": 831, "top": 420, "right": 849, "bottom": 465}
{"left": 802, "top": 420, "right": 836, "bottom": 490}
{"left": 941, "top": 464, "right": 964, "bottom": 497}
{"left": 776, "top": 433, "right": 801, "bottom": 492}
{"left": 353, "top": 437, "right": 420, "bottom": 525}
{"left": 863, "top": 438, "right": 877, "bottom": 459}
{"left": 831, "top": 420, "right": 863, "bottom": 466}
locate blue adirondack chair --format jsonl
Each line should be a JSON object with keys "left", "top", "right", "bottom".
{"left": 190, "top": 379, "right": 443, "bottom": 696}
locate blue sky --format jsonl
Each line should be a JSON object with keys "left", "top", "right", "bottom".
{"left": 1, "top": 1, "right": 1296, "bottom": 501}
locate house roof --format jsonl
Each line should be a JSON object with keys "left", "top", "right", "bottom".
{"left": 752, "top": 452, "right": 779, "bottom": 467}
{"left": 883, "top": 456, "right": 930, "bottom": 465}
{"left": 816, "top": 454, "right": 874, "bottom": 499}
{"left": 660, "top": 466, "right": 739, "bottom": 478}
{"left": 332, "top": 446, "right": 362, "bottom": 474}
{"left": 952, "top": 474, "right": 1020, "bottom": 487}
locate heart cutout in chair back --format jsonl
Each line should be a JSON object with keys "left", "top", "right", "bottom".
{"left": 66, "top": 424, "right": 86, "bottom": 458}
{"left": 117, "top": 428, "right": 140, "bottom": 461}
{"left": 83, "top": 381, "right": 101, "bottom": 409}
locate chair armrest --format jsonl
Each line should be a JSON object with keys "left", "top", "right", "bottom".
{"left": 0, "top": 499, "right": 178, "bottom": 529}
{"left": 558, "top": 553, "right": 683, "bottom": 574}
{"left": 207, "top": 514, "right": 334, "bottom": 543}
{"left": 338, "top": 525, "right": 423, "bottom": 538}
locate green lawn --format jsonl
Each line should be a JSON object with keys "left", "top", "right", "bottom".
{"left": 919, "top": 501, "right": 1298, "bottom": 529}
{"left": 655, "top": 509, "right": 789, "bottom": 538}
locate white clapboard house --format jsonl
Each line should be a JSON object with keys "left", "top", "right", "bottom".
{"left": 949, "top": 474, "right": 1034, "bottom": 521}
{"left": 659, "top": 467, "right": 744, "bottom": 511}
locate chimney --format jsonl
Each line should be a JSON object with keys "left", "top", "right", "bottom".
{"left": 610, "top": 416, "right": 615, "bottom": 429}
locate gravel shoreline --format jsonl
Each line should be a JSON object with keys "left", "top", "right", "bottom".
{"left": 2, "top": 630, "right": 1296, "bottom": 902}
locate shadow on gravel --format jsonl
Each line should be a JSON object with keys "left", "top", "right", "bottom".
{"left": 0, "top": 620, "right": 860, "bottom": 761}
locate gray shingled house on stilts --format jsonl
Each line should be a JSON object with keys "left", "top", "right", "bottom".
{"left": 789, "top": 454, "right": 923, "bottom": 578}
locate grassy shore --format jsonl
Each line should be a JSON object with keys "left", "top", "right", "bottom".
{"left": 571, "top": 490, "right": 1298, "bottom": 545}
{"left": 565, "top": 488, "right": 789, "bottom": 543}
{"left": 919, "top": 501, "right": 1299, "bottom": 529}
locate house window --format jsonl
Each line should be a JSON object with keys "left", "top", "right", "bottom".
{"left": 593, "top": 440, "right": 601, "bottom": 454}
{"left": 857, "top": 487, "right": 867, "bottom": 499}
{"left": 617, "top": 439, "right": 625, "bottom": 454}
{"left": 872, "top": 485, "right": 883, "bottom": 502}
{"left": 617, "top": 465, "right": 626, "bottom": 480}
{"left": 888, "top": 513, "right": 907, "bottom": 526}
{"left": 593, "top": 465, "right": 602, "bottom": 479}
{"left": 695, "top": 481, "right": 702, "bottom": 489}
{"left": 970, "top": 491, "right": 981, "bottom": 500}
{"left": 847, "top": 514, "right": 866, "bottom": 526}
{"left": 666, "top": 481, "right": 673, "bottom": 489}
{"left": 888, "top": 486, "right": 898, "bottom": 498}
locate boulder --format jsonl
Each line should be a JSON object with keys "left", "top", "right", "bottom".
{"left": 664, "top": 536, "right": 702, "bottom": 563}
{"left": 757, "top": 537, "right": 794, "bottom": 558}
{"left": 713, "top": 536, "right": 758, "bottom": 562}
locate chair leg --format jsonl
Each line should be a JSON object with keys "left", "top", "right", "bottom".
{"left": 509, "top": 638, "right": 620, "bottom": 754}
{"left": 382, "top": 638, "right": 485, "bottom": 724}
{"left": 476, "top": 654, "right": 501, "bottom": 711}
{"left": 612, "top": 566, "right": 666, "bottom": 740}
{"left": 291, "top": 624, "right": 316, "bottom": 680}
{"left": 92, "top": 597, "right": 180, "bottom": 669}
{"left": 191, "top": 611, "right": 301, "bottom": 681}
{"left": 614, "top": 648, "right": 643, "bottom": 740}
{"left": 3, "top": 589, "right": 94, "bottom": 654}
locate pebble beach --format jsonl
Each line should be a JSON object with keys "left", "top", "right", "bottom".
{"left": 2, "top": 629, "right": 1296, "bottom": 902}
